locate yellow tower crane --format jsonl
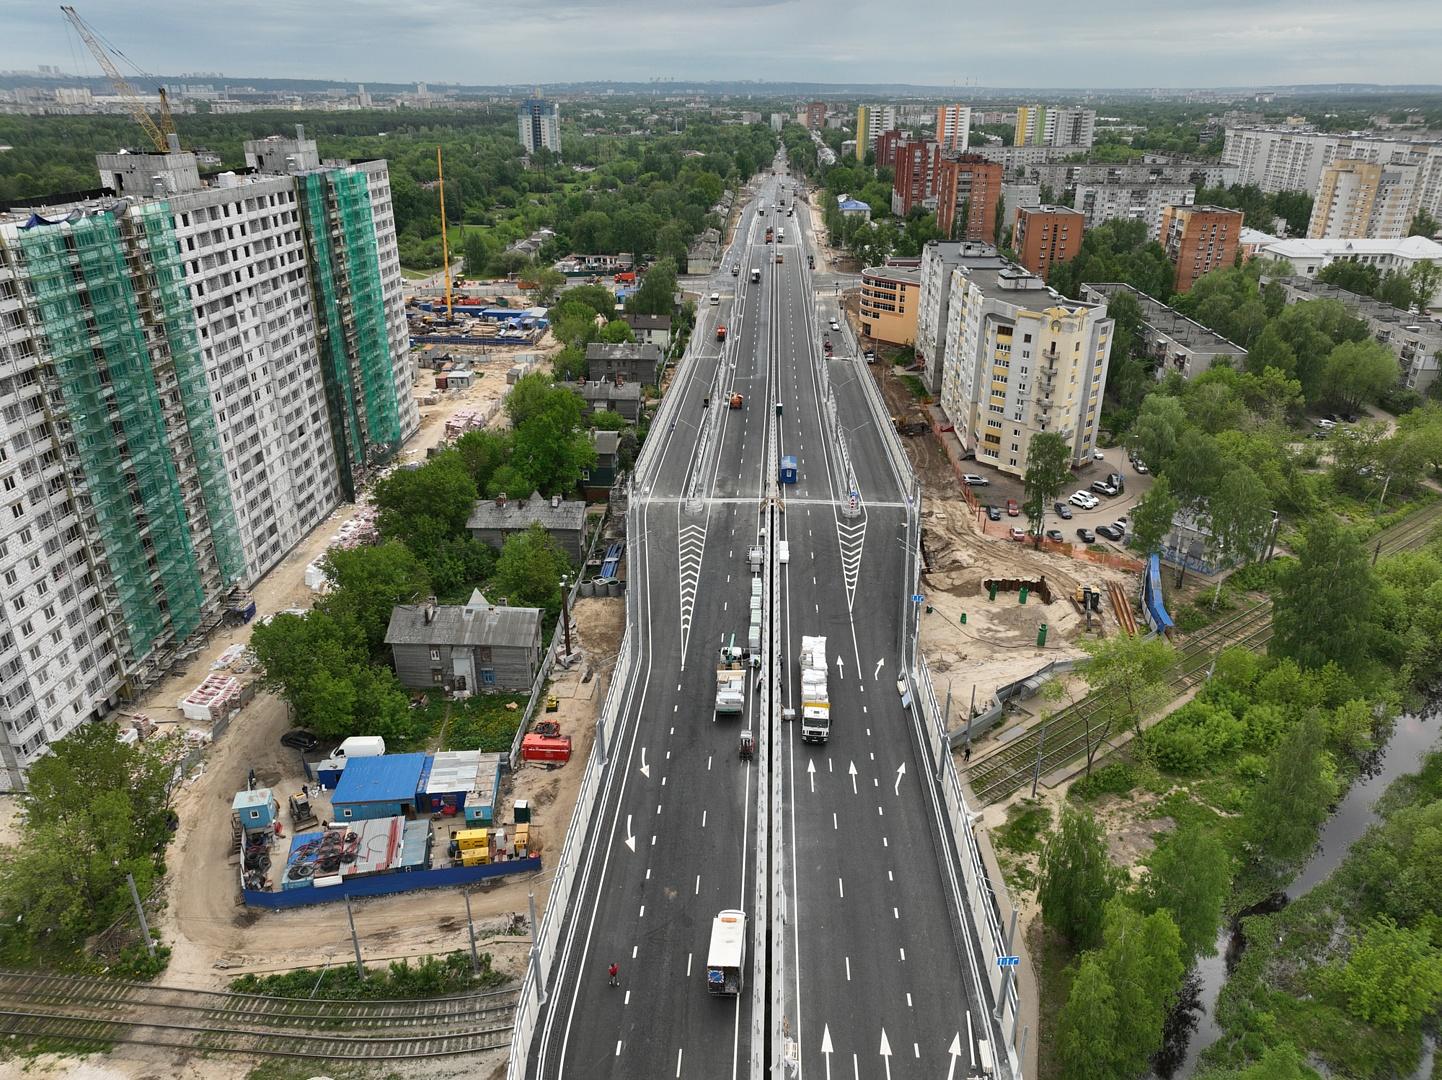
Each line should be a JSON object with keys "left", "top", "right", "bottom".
{"left": 60, "top": 4, "right": 178, "bottom": 154}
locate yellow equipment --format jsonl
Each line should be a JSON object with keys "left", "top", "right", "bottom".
{"left": 61, "top": 6, "right": 178, "bottom": 153}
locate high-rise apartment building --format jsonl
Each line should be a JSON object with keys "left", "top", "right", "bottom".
{"left": 0, "top": 132, "right": 417, "bottom": 786}
{"left": 1013, "top": 205, "right": 1085, "bottom": 279}
{"left": 917, "top": 240, "right": 997, "bottom": 397}
{"left": 1308, "top": 159, "right": 1421, "bottom": 240}
{"left": 517, "top": 97, "right": 561, "bottom": 154}
{"left": 855, "top": 104, "right": 898, "bottom": 160}
{"left": 935, "top": 155, "right": 1004, "bottom": 243}
{"left": 1159, "top": 204, "right": 1244, "bottom": 293}
{"left": 1014, "top": 106, "right": 1096, "bottom": 148}
{"left": 891, "top": 141, "right": 944, "bottom": 217}
{"left": 805, "top": 102, "right": 827, "bottom": 130}
{"left": 1073, "top": 181, "right": 1196, "bottom": 240}
{"left": 935, "top": 104, "right": 972, "bottom": 152}
{"left": 875, "top": 130, "right": 909, "bottom": 171}
{"left": 929, "top": 248, "right": 1111, "bottom": 477}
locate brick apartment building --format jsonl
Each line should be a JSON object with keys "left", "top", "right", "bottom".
{"left": 1158, "top": 204, "right": 1244, "bottom": 293}
{"left": 935, "top": 155, "right": 1003, "bottom": 243}
{"left": 1013, "top": 204, "right": 1085, "bottom": 279}
{"left": 875, "top": 130, "right": 908, "bottom": 171}
{"left": 891, "top": 140, "right": 944, "bottom": 216}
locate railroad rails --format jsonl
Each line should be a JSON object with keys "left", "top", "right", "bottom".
{"left": 0, "top": 969, "right": 517, "bottom": 1060}
{"left": 967, "top": 500, "right": 1442, "bottom": 804}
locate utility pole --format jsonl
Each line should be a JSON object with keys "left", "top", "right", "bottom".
{"left": 560, "top": 575, "right": 573, "bottom": 657}
{"left": 528, "top": 888, "right": 548, "bottom": 1004}
{"left": 463, "top": 892, "right": 482, "bottom": 974}
{"left": 345, "top": 895, "right": 365, "bottom": 979}
{"left": 125, "top": 873, "right": 155, "bottom": 958}
{"left": 1030, "top": 715, "right": 1049, "bottom": 799}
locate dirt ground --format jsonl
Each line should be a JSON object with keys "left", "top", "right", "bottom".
{"left": 152, "top": 596, "right": 621, "bottom": 990}
{"left": 1, "top": 1044, "right": 509, "bottom": 1080}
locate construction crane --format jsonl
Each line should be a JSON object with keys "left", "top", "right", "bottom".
{"left": 60, "top": 4, "right": 177, "bottom": 153}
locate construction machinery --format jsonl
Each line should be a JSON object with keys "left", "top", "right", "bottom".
{"left": 61, "top": 6, "right": 178, "bottom": 153}
{"left": 893, "top": 411, "right": 929, "bottom": 436}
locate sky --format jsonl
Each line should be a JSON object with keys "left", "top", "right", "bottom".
{"left": 7, "top": 0, "right": 1442, "bottom": 89}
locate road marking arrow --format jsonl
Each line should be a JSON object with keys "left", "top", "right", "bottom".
{"left": 835, "top": 654, "right": 845, "bottom": 680}
{"left": 808, "top": 758, "right": 816, "bottom": 793}
{"left": 894, "top": 762, "right": 906, "bottom": 796}
{"left": 821, "top": 1025, "right": 834, "bottom": 1080}
{"left": 879, "top": 1028, "right": 893, "bottom": 1080}
{"left": 640, "top": 748, "right": 650, "bottom": 778}
{"left": 874, "top": 657, "right": 885, "bottom": 680}
{"left": 946, "top": 1033, "right": 963, "bottom": 1080}
{"left": 848, "top": 761, "right": 858, "bottom": 795}
{"left": 623, "top": 815, "right": 635, "bottom": 852}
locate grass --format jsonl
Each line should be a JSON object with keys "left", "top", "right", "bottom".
{"left": 899, "top": 373, "right": 929, "bottom": 400}
{"left": 994, "top": 800, "right": 1052, "bottom": 895}
{"left": 230, "top": 951, "right": 507, "bottom": 1001}
{"left": 443, "top": 692, "right": 530, "bottom": 752}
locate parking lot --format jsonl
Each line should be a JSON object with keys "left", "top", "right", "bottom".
{"left": 964, "top": 446, "right": 1156, "bottom": 554}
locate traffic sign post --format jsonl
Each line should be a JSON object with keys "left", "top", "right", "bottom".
{"left": 911, "top": 594, "right": 925, "bottom": 604}
{"left": 996, "top": 955, "right": 1020, "bottom": 968}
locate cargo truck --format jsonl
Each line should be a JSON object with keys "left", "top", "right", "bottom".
{"left": 799, "top": 635, "right": 831, "bottom": 743}
{"left": 751, "top": 267, "right": 761, "bottom": 283}
{"left": 715, "top": 637, "right": 746, "bottom": 715}
{"left": 706, "top": 909, "right": 747, "bottom": 996}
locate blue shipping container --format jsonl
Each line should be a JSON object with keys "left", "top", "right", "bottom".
{"left": 779, "top": 456, "right": 798, "bottom": 484}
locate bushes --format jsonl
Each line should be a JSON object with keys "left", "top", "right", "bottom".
{"left": 1072, "top": 761, "right": 1138, "bottom": 801}
{"left": 231, "top": 951, "right": 505, "bottom": 1000}
{"left": 1145, "top": 701, "right": 1244, "bottom": 773}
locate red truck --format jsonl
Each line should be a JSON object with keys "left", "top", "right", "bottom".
{"left": 716, "top": 325, "right": 727, "bottom": 342}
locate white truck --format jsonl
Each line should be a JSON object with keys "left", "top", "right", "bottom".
{"left": 706, "top": 909, "right": 747, "bottom": 996}
{"left": 716, "top": 638, "right": 747, "bottom": 715}
{"left": 750, "top": 267, "right": 761, "bottom": 283}
{"left": 799, "top": 635, "right": 830, "bottom": 743}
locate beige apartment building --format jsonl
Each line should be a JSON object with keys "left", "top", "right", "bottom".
{"left": 1308, "top": 159, "right": 1421, "bottom": 240}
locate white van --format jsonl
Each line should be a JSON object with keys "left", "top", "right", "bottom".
{"left": 709, "top": 292, "right": 720, "bottom": 305}
{"left": 331, "top": 735, "right": 385, "bottom": 759}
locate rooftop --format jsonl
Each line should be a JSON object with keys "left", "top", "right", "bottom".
{"left": 1261, "top": 236, "right": 1442, "bottom": 260}
{"left": 331, "top": 753, "right": 430, "bottom": 807}
{"left": 577, "top": 380, "right": 642, "bottom": 403}
{"left": 1082, "top": 283, "right": 1248, "bottom": 358}
{"left": 1268, "top": 277, "right": 1442, "bottom": 337}
{"left": 862, "top": 264, "right": 922, "bottom": 285}
{"left": 584, "top": 341, "right": 664, "bottom": 362}
{"left": 466, "top": 492, "right": 587, "bottom": 533}
{"left": 593, "top": 429, "right": 622, "bottom": 455}
{"left": 621, "top": 313, "right": 672, "bottom": 330}
{"left": 386, "top": 589, "right": 543, "bottom": 650}
{"left": 1019, "top": 204, "right": 1084, "bottom": 215}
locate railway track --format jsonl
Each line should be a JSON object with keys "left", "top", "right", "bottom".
{"left": 966, "top": 499, "right": 1442, "bottom": 805}
{"left": 0, "top": 969, "right": 518, "bottom": 1060}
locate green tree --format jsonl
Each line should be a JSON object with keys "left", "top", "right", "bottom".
{"left": 373, "top": 450, "right": 478, "bottom": 546}
{"left": 1096, "top": 899, "right": 1186, "bottom": 1076}
{"left": 1131, "top": 394, "right": 1187, "bottom": 478}
{"left": 1129, "top": 474, "right": 1179, "bottom": 556}
{"left": 1139, "top": 822, "right": 1232, "bottom": 960}
{"left": 1331, "top": 916, "right": 1442, "bottom": 1032}
{"left": 1021, "top": 431, "right": 1071, "bottom": 544}
{"left": 1410, "top": 207, "right": 1441, "bottom": 239}
{"left": 1193, "top": 1043, "right": 1315, "bottom": 1080}
{"left": 598, "top": 319, "right": 636, "bottom": 344}
{"left": 530, "top": 267, "right": 567, "bottom": 305}
{"left": 1243, "top": 713, "right": 1337, "bottom": 867}
{"left": 1038, "top": 806, "right": 1122, "bottom": 949}
{"left": 1054, "top": 954, "right": 1120, "bottom": 1080}
{"left": 1317, "top": 339, "right": 1399, "bottom": 412}
{"left": 627, "top": 258, "right": 678, "bottom": 316}
{"left": 492, "top": 524, "right": 573, "bottom": 618}
{"left": 1080, "top": 631, "right": 1175, "bottom": 750}
{"left": 1271, "top": 516, "right": 1375, "bottom": 672}
{"left": 319, "top": 541, "right": 432, "bottom": 658}
{"left": 1203, "top": 465, "right": 1274, "bottom": 606}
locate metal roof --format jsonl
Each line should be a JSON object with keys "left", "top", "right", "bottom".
{"left": 331, "top": 753, "right": 429, "bottom": 807}
{"left": 593, "top": 429, "right": 622, "bottom": 454}
{"left": 386, "top": 591, "right": 543, "bottom": 649}
{"left": 466, "top": 492, "right": 586, "bottom": 533}
{"left": 425, "top": 750, "right": 481, "bottom": 795}
{"left": 584, "top": 342, "right": 664, "bottom": 362}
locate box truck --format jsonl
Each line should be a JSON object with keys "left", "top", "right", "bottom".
{"left": 715, "top": 638, "right": 746, "bottom": 715}
{"left": 706, "top": 909, "right": 747, "bottom": 996}
{"left": 799, "top": 636, "right": 830, "bottom": 743}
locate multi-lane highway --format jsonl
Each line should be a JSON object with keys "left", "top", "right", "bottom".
{"left": 523, "top": 154, "right": 1010, "bottom": 1079}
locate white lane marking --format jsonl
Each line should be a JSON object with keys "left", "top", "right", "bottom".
{"left": 676, "top": 1048, "right": 684, "bottom": 1077}
{"left": 639, "top": 905, "right": 645, "bottom": 918}
{"left": 702, "top": 810, "right": 707, "bottom": 827}
{"left": 848, "top": 761, "right": 858, "bottom": 794}
{"left": 616, "top": 1041, "right": 623, "bottom": 1057}
{"left": 838, "top": 877, "right": 845, "bottom": 899}
{"left": 695, "top": 875, "right": 701, "bottom": 895}
{"left": 844, "top": 956, "right": 851, "bottom": 980}
{"left": 623, "top": 815, "right": 635, "bottom": 852}
{"left": 894, "top": 762, "right": 906, "bottom": 795}
{"left": 687, "top": 952, "right": 693, "bottom": 977}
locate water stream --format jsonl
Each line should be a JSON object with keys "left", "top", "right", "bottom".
{"left": 1156, "top": 707, "right": 1442, "bottom": 1079}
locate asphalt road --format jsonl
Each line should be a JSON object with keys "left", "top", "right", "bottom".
{"left": 528, "top": 157, "right": 1006, "bottom": 1079}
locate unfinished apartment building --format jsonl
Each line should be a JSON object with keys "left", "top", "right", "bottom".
{"left": 0, "top": 128, "right": 417, "bottom": 786}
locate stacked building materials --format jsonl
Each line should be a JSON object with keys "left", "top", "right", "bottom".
{"left": 180, "top": 673, "right": 246, "bottom": 722}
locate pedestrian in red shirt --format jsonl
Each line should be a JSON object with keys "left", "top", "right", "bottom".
{"left": 608, "top": 962, "right": 619, "bottom": 987}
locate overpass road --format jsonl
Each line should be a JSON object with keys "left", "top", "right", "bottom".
{"left": 525, "top": 154, "right": 1009, "bottom": 1080}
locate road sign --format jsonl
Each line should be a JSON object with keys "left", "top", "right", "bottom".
{"left": 911, "top": 594, "right": 925, "bottom": 603}
{"left": 996, "top": 955, "right": 1020, "bottom": 968}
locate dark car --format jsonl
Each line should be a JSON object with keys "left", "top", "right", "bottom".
{"left": 1054, "top": 502, "right": 1073, "bottom": 520}
{"left": 986, "top": 504, "right": 1002, "bottom": 521}
{"left": 1096, "top": 523, "right": 1123, "bottom": 541}
{"left": 1076, "top": 528, "right": 1096, "bottom": 543}
{"left": 1045, "top": 528, "right": 1064, "bottom": 542}
{"left": 280, "top": 729, "right": 318, "bottom": 753}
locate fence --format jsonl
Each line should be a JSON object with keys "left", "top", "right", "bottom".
{"left": 945, "top": 657, "right": 1081, "bottom": 747}
{"left": 241, "top": 857, "right": 542, "bottom": 910}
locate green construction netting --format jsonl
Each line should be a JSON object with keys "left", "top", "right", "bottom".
{"left": 17, "top": 213, "right": 205, "bottom": 657}
{"left": 137, "top": 203, "right": 246, "bottom": 585}
{"left": 298, "top": 171, "right": 365, "bottom": 498}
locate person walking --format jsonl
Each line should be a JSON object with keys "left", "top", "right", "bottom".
{"left": 608, "top": 962, "right": 619, "bottom": 987}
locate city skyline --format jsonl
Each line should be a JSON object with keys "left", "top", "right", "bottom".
{"left": 5, "top": 0, "right": 1442, "bottom": 89}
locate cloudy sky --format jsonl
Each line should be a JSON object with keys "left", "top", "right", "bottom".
{"left": 8, "top": 0, "right": 1442, "bottom": 88}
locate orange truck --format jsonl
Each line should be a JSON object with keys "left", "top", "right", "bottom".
{"left": 716, "top": 325, "right": 727, "bottom": 341}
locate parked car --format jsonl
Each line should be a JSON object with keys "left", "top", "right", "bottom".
{"left": 1091, "top": 480, "right": 1119, "bottom": 497}
{"left": 1133, "top": 460, "right": 1149, "bottom": 474}
{"left": 1096, "top": 523, "right": 1123, "bottom": 541}
{"left": 1005, "top": 498, "right": 1019, "bottom": 516}
{"left": 986, "top": 504, "right": 1003, "bottom": 521}
{"left": 1054, "top": 502, "right": 1073, "bottom": 520}
{"left": 1008, "top": 527, "right": 1027, "bottom": 541}
{"left": 281, "top": 729, "right": 318, "bottom": 753}
{"left": 1076, "top": 528, "right": 1096, "bottom": 543}
{"left": 1069, "top": 491, "right": 1099, "bottom": 510}
{"left": 1045, "top": 528, "right": 1064, "bottom": 542}
{"left": 963, "top": 474, "right": 990, "bottom": 487}
{"left": 1093, "top": 449, "right": 1106, "bottom": 460}
{"left": 1114, "top": 516, "right": 1130, "bottom": 532}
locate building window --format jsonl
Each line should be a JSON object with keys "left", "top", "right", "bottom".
{"left": 429, "top": 648, "right": 441, "bottom": 662}
{"left": 431, "top": 668, "right": 444, "bottom": 684}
